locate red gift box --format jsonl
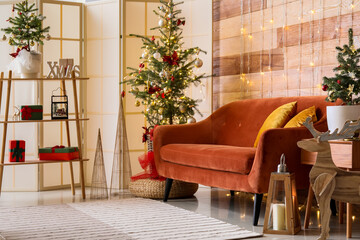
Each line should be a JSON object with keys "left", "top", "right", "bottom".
{"left": 9, "top": 140, "right": 25, "bottom": 162}
{"left": 39, "top": 146, "right": 79, "bottom": 161}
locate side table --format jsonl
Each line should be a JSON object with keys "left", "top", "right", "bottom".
{"left": 301, "top": 140, "right": 360, "bottom": 238}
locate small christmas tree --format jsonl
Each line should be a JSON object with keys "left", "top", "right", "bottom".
{"left": 322, "top": 28, "right": 360, "bottom": 105}
{"left": 123, "top": 0, "right": 209, "bottom": 129}
{"left": 1, "top": 0, "right": 50, "bottom": 56}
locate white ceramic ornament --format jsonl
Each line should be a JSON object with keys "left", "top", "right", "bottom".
{"left": 194, "top": 58, "right": 203, "bottom": 68}
{"left": 187, "top": 117, "right": 196, "bottom": 124}
{"left": 158, "top": 19, "right": 166, "bottom": 28}
{"left": 153, "top": 52, "right": 161, "bottom": 59}
{"left": 159, "top": 70, "right": 168, "bottom": 78}
{"left": 142, "top": 52, "right": 148, "bottom": 59}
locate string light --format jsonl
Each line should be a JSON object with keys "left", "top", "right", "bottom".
{"left": 310, "top": 0, "right": 315, "bottom": 95}
{"left": 260, "top": 0, "right": 264, "bottom": 98}
{"left": 298, "top": 0, "right": 303, "bottom": 96}
{"left": 283, "top": 0, "right": 288, "bottom": 96}
{"left": 240, "top": 0, "right": 244, "bottom": 85}
{"left": 269, "top": 0, "right": 274, "bottom": 97}
{"left": 316, "top": 0, "right": 324, "bottom": 94}
{"left": 247, "top": 0, "right": 251, "bottom": 94}
{"left": 236, "top": 0, "right": 350, "bottom": 98}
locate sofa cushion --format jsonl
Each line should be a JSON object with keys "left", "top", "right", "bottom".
{"left": 284, "top": 105, "right": 317, "bottom": 128}
{"left": 160, "top": 144, "right": 256, "bottom": 174}
{"left": 253, "top": 101, "right": 297, "bottom": 147}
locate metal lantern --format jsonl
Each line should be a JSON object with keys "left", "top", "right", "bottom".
{"left": 51, "top": 87, "right": 68, "bottom": 119}
{"left": 263, "top": 154, "right": 301, "bottom": 235}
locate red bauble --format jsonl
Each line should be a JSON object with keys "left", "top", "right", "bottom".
{"left": 322, "top": 85, "right": 328, "bottom": 91}
{"left": 121, "top": 90, "right": 125, "bottom": 98}
{"left": 177, "top": 19, "right": 185, "bottom": 26}
{"left": 151, "top": 36, "right": 155, "bottom": 41}
{"left": 337, "top": 80, "right": 341, "bottom": 84}
{"left": 171, "top": 76, "right": 175, "bottom": 81}
{"left": 139, "top": 63, "right": 145, "bottom": 68}
{"left": 18, "top": 12, "right": 22, "bottom": 15}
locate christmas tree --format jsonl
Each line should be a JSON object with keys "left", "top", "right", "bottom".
{"left": 1, "top": 0, "right": 50, "bottom": 56}
{"left": 322, "top": 28, "right": 360, "bottom": 105}
{"left": 123, "top": 0, "right": 209, "bottom": 129}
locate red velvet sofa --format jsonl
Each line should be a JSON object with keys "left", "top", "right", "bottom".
{"left": 153, "top": 96, "right": 335, "bottom": 225}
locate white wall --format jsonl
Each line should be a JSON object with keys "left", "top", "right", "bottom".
{"left": 85, "top": 0, "right": 120, "bottom": 186}
{"left": 181, "top": 0, "right": 212, "bottom": 121}
{"left": 0, "top": 1, "right": 38, "bottom": 192}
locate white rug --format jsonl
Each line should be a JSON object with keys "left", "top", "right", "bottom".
{"left": 0, "top": 198, "right": 262, "bottom": 240}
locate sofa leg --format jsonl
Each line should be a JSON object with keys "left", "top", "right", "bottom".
{"left": 163, "top": 178, "right": 173, "bottom": 202}
{"left": 330, "top": 199, "right": 337, "bottom": 216}
{"left": 253, "top": 193, "right": 263, "bottom": 226}
{"left": 230, "top": 190, "right": 235, "bottom": 196}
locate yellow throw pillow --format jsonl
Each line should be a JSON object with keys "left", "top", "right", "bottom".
{"left": 253, "top": 101, "right": 297, "bottom": 147}
{"left": 284, "top": 106, "right": 317, "bottom": 128}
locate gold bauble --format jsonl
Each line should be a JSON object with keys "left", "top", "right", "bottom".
{"left": 25, "top": 25, "right": 30, "bottom": 29}
{"left": 194, "top": 58, "right": 203, "bottom": 68}
{"left": 131, "top": 86, "right": 139, "bottom": 92}
{"left": 30, "top": 41, "right": 35, "bottom": 46}
{"left": 2, "top": 35, "right": 6, "bottom": 41}
{"left": 45, "top": 34, "right": 51, "bottom": 41}
{"left": 135, "top": 100, "right": 141, "bottom": 107}
{"left": 179, "top": 104, "right": 186, "bottom": 113}
{"left": 151, "top": 101, "right": 156, "bottom": 106}
{"left": 158, "top": 107, "right": 164, "bottom": 114}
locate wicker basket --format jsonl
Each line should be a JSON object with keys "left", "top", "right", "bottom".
{"left": 129, "top": 179, "right": 198, "bottom": 199}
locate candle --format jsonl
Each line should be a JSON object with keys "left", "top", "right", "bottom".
{"left": 273, "top": 203, "right": 286, "bottom": 230}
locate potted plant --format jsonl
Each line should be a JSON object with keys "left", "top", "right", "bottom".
{"left": 322, "top": 28, "right": 360, "bottom": 131}
{"left": 1, "top": 1, "right": 50, "bottom": 78}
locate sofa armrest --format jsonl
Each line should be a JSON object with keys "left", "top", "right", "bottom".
{"left": 248, "top": 126, "right": 315, "bottom": 193}
{"left": 154, "top": 119, "right": 213, "bottom": 146}
{"left": 153, "top": 119, "right": 213, "bottom": 170}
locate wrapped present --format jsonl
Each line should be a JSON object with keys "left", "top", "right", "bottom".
{"left": 20, "top": 105, "right": 43, "bottom": 120}
{"left": 9, "top": 140, "right": 25, "bottom": 162}
{"left": 39, "top": 145, "right": 79, "bottom": 161}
